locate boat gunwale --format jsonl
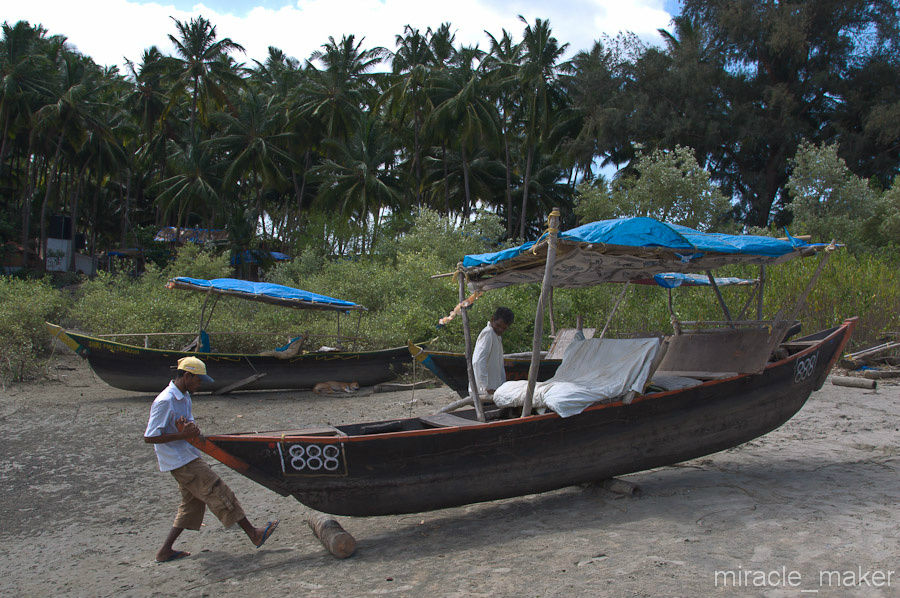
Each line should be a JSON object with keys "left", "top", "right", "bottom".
{"left": 55, "top": 325, "right": 410, "bottom": 359}
{"left": 204, "top": 318, "right": 856, "bottom": 445}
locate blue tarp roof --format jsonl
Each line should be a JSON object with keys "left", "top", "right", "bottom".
{"left": 649, "top": 273, "right": 756, "bottom": 288}
{"left": 464, "top": 218, "right": 810, "bottom": 268}
{"left": 167, "top": 277, "right": 365, "bottom": 311}
{"left": 461, "top": 217, "right": 825, "bottom": 290}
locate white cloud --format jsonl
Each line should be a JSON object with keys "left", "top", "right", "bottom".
{"left": 5, "top": 0, "right": 673, "bottom": 69}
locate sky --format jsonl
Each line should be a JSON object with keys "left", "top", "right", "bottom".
{"left": 5, "top": 0, "right": 680, "bottom": 71}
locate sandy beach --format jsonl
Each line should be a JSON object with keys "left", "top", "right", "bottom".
{"left": 0, "top": 352, "right": 896, "bottom": 597}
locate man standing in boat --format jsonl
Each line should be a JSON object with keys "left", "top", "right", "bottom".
{"left": 144, "top": 356, "right": 278, "bottom": 562}
{"left": 472, "top": 307, "right": 514, "bottom": 397}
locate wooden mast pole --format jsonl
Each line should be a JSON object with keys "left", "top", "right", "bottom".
{"left": 522, "top": 208, "right": 560, "bottom": 418}
{"left": 458, "top": 262, "right": 485, "bottom": 422}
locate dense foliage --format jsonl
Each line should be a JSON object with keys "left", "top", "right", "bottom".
{"left": 5, "top": 210, "right": 897, "bottom": 385}
{"left": 1, "top": 2, "right": 898, "bottom": 265}
{"left": 0, "top": 276, "right": 69, "bottom": 382}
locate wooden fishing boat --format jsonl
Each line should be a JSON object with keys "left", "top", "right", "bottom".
{"left": 188, "top": 216, "right": 853, "bottom": 516}
{"left": 47, "top": 277, "right": 410, "bottom": 393}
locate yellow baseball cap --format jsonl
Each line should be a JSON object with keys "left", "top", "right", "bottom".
{"left": 177, "top": 356, "right": 214, "bottom": 383}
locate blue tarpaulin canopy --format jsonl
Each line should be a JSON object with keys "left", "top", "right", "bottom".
{"left": 461, "top": 217, "right": 823, "bottom": 290}
{"left": 646, "top": 273, "right": 756, "bottom": 288}
{"left": 166, "top": 277, "right": 365, "bottom": 311}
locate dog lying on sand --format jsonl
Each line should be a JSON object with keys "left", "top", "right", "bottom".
{"left": 312, "top": 381, "right": 360, "bottom": 394}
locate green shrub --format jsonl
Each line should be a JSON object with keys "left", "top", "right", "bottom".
{"left": 55, "top": 222, "right": 900, "bottom": 371}
{"left": 71, "top": 246, "right": 238, "bottom": 349}
{"left": 0, "top": 277, "right": 70, "bottom": 383}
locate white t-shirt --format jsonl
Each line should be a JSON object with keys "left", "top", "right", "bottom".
{"left": 471, "top": 322, "right": 506, "bottom": 397}
{"left": 144, "top": 381, "right": 202, "bottom": 472}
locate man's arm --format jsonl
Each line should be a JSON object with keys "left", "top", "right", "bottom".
{"left": 144, "top": 417, "right": 201, "bottom": 444}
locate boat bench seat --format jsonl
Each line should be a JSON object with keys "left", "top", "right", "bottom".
{"left": 420, "top": 413, "right": 487, "bottom": 428}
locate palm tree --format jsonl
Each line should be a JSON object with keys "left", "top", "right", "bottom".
{"left": 250, "top": 46, "right": 302, "bottom": 98}
{"left": 310, "top": 113, "right": 402, "bottom": 253}
{"left": 0, "top": 21, "right": 58, "bottom": 267}
{"left": 428, "top": 46, "right": 499, "bottom": 219}
{"left": 154, "top": 139, "right": 222, "bottom": 233}
{"left": 166, "top": 16, "right": 245, "bottom": 143}
{"left": 300, "top": 35, "right": 387, "bottom": 143}
{"left": 124, "top": 47, "right": 169, "bottom": 140}
{"left": 68, "top": 65, "right": 127, "bottom": 269}
{"left": 484, "top": 28, "right": 523, "bottom": 236}
{"left": 384, "top": 25, "right": 437, "bottom": 207}
{"left": 516, "top": 16, "right": 568, "bottom": 237}
{"left": 207, "top": 87, "right": 295, "bottom": 241}
{"left": 32, "top": 48, "right": 109, "bottom": 270}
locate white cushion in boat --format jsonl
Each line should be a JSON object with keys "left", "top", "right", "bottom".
{"left": 493, "top": 337, "right": 661, "bottom": 417}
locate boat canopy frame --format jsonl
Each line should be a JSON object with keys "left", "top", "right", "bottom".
{"left": 166, "top": 277, "right": 367, "bottom": 352}
{"left": 444, "top": 214, "right": 835, "bottom": 421}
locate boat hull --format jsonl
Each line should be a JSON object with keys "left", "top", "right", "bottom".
{"left": 48, "top": 325, "right": 410, "bottom": 393}
{"left": 198, "top": 320, "right": 855, "bottom": 516}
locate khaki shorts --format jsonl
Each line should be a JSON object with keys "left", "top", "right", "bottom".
{"left": 170, "top": 458, "right": 245, "bottom": 530}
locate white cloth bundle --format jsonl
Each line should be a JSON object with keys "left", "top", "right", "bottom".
{"left": 493, "top": 337, "right": 661, "bottom": 417}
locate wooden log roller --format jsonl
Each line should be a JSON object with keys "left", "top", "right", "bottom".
{"left": 831, "top": 376, "right": 877, "bottom": 390}
{"left": 307, "top": 512, "right": 357, "bottom": 558}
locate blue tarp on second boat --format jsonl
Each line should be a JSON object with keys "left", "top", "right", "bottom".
{"left": 463, "top": 217, "right": 809, "bottom": 268}
{"left": 650, "top": 273, "right": 756, "bottom": 288}
{"left": 168, "top": 277, "right": 364, "bottom": 311}
{"left": 460, "top": 217, "right": 825, "bottom": 290}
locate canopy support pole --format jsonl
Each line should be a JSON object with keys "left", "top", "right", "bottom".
{"left": 599, "top": 281, "right": 630, "bottom": 341}
{"left": 737, "top": 280, "right": 760, "bottom": 321}
{"left": 354, "top": 311, "right": 363, "bottom": 351}
{"left": 667, "top": 288, "right": 682, "bottom": 335}
{"left": 705, "top": 270, "right": 734, "bottom": 327}
{"left": 766, "top": 243, "right": 834, "bottom": 356}
{"left": 198, "top": 290, "right": 211, "bottom": 336}
{"left": 757, "top": 265, "right": 766, "bottom": 320}
{"left": 548, "top": 287, "right": 556, "bottom": 336}
{"left": 457, "top": 263, "right": 485, "bottom": 422}
{"left": 522, "top": 208, "right": 560, "bottom": 418}
{"left": 203, "top": 295, "right": 219, "bottom": 330}
{"left": 336, "top": 312, "right": 342, "bottom": 348}
{"left": 786, "top": 244, "right": 834, "bottom": 326}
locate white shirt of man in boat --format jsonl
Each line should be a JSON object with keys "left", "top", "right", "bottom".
{"left": 471, "top": 307, "right": 514, "bottom": 397}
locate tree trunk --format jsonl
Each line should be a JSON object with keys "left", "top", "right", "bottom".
{"left": 503, "top": 131, "right": 513, "bottom": 238}
{"left": 40, "top": 132, "right": 65, "bottom": 271}
{"left": 461, "top": 146, "right": 472, "bottom": 219}
{"left": 0, "top": 114, "right": 10, "bottom": 169}
{"left": 89, "top": 185, "right": 99, "bottom": 257}
{"left": 20, "top": 154, "right": 36, "bottom": 270}
{"left": 442, "top": 143, "right": 450, "bottom": 217}
{"left": 67, "top": 174, "right": 83, "bottom": 272}
{"left": 120, "top": 170, "right": 131, "bottom": 248}
{"left": 519, "top": 145, "right": 534, "bottom": 239}
{"left": 413, "top": 110, "right": 422, "bottom": 208}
